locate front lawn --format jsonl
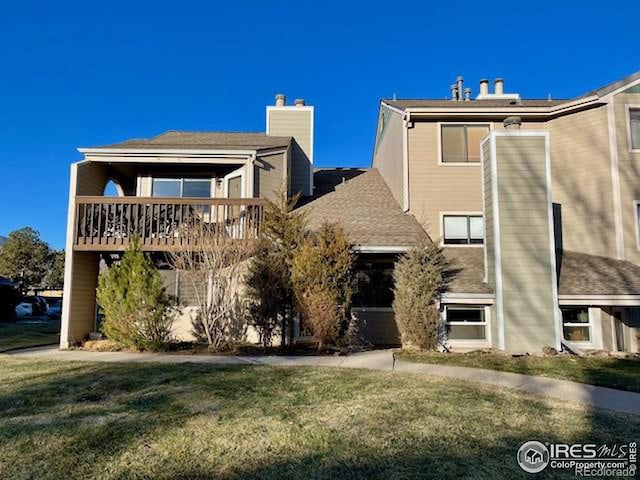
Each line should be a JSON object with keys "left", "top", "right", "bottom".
{"left": 396, "top": 351, "right": 640, "bottom": 393}
{"left": 0, "top": 320, "right": 60, "bottom": 352}
{"left": 0, "top": 358, "right": 637, "bottom": 479}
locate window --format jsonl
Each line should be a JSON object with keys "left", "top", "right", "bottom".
{"left": 630, "top": 108, "right": 640, "bottom": 150}
{"left": 443, "top": 215, "right": 483, "bottom": 245}
{"left": 561, "top": 307, "right": 591, "bottom": 342}
{"left": 152, "top": 178, "right": 211, "bottom": 198}
{"left": 445, "top": 307, "right": 487, "bottom": 341}
{"left": 441, "top": 124, "right": 490, "bottom": 163}
{"left": 353, "top": 258, "right": 395, "bottom": 307}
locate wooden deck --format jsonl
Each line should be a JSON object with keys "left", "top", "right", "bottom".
{"left": 73, "top": 196, "right": 266, "bottom": 251}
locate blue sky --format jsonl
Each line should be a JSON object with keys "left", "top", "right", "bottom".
{"left": 0, "top": 0, "right": 637, "bottom": 249}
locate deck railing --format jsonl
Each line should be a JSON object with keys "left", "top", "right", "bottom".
{"left": 73, "top": 196, "right": 266, "bottom": 251}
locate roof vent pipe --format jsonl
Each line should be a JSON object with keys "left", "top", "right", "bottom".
{"left": 456, "top": 76, "right": 464, "bottom": 101}
{"left": 494, "top": 78, "right": 504, "bottom": 96}
{"left": 450, "top": 84, "right": 458, "bottom": 100}
{"left": 294, "top": 98, "right": 305, "bottom": 107}
{"left": 464, "top": 87, "right": 472, "bottom": 101}
{"left": 479, "top": 79, "right": 489, "bottom": 96}
{"left": 275, "top": 93, "right": 286, "bottom": 106}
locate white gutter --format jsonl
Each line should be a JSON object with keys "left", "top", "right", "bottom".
{"left": 402, "top": 95, "right": 602, "bottom": 117}
{"left": 78, "top": 147, "right": 261, "bottom": 157}
{"left": 355, "top": 245, "right": 411, "bottom": 253}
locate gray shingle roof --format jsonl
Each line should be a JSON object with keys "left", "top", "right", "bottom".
{"left": 577, "top": 71, "right": 640, "bottom": 99}
{"left": 443, "top": 248, "right": 493, "bottom": 294}
{"left": 441, "top": 247, "right": 640, "bottom": 297}
{"left": 384, "top": 99, "right": 568, "bottom": 110}
{"left": 301, "top": 168, "right": 427, "bottom": 247}
{"left": 97, "top": 131, "right": 292, "bottom": 151}
{"left": 558, "top": 251, "right": 640, "bottom": 295}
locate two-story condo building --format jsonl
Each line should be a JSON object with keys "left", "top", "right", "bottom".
{"left": 372, "top": 72, "right": 640, "bottom": 353}
{"left": 61, "top": 72, "right": 640, "bottom": 353}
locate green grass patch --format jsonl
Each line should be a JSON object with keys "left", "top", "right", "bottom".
{"left": 396, "top": 351, "right": 640, "bottom": 393}
{"left": 0, "top": 357, "right": 637, "bottom": 479}
{"left": 0, "top": 320, "right": 60, "bottom": 352}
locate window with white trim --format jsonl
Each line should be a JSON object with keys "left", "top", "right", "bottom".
{"left": 151, "top": 178, "right": 212, "bottom": 198}
{"left": 630, "top": 108, "right": 640, "bottom": 150}
{"left": 441, "top": 124, "right": 490, "bottom": 163}
{"left": 443, "top": 215, "right": 483, "bottom": 245}
{"left": 561, "top": 307, "right": 591, "bottom": 342}
{"left": 445, "top": 306, "right": 487, "bottom": 341}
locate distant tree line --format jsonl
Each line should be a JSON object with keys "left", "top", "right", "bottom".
{"left": 0, "top": 227, "right": 65, "bottom": 294}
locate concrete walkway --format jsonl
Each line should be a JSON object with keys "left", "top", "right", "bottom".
{"left": 5, "top": 346, "right": 640, "bottom": 415}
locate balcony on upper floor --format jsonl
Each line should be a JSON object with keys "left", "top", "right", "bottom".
{"left": 72, "top": 196, "right": 266, "bottom": 251}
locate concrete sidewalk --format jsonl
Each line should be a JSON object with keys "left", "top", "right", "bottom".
{"left": 5, "top": 346, "right": 640, "bottom": 415}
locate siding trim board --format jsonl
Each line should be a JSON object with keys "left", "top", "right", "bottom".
{"left": 607, "top": 100, "right": 625, "bottom": 259}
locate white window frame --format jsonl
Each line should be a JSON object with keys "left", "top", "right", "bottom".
{"left": 223, "top": 167, "right": 246, "bottom": 198}
{"left": 437, "top": 122, "right": 493, "bottom": 166}
{"left": 625, "top": 104, "right": 640, "bottom": 153}
{"left": 634, "top": 200, "right": 640, "bottom": 252}
{"left": 560, "top": 306, "right": 593, "bottom": 346}
{"left": 440, "top": 212, "right": 484, "bottom": 248}
{"left": 151, "top": 177, "right": 215, "bottom": 198}
{"left": 443, "top": 305, "right": 491, "bottom": 346}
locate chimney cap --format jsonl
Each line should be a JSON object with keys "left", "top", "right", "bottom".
{"left": 294, "top": 98, "right": 305, "bottom": 107}
{"left": 275, "top": 93, "right": 286, "bottom": 106}
{"left": 503, "top": 116, "right": 522, "bottom": 129}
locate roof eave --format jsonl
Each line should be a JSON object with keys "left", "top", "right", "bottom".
{"left": 77, "top": 147, "right": 260, "bottom": 157}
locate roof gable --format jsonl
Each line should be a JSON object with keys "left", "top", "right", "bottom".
{"left": 300, "top": 169, "right": 427, "bottom": 247}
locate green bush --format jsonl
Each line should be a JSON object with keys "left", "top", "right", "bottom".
{"left": 97, "top": 238, "right": 174, "bottom": 351}
{"left": 245, "top": 187, "right": 307, "bottom": 348}
{"left": 392, "top": 241, "right": 446, "bottom": 350}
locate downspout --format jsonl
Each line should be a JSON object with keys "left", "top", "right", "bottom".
{"left": 402, "top": 112, "right": 411, "bottom": 212}
{"left": 247, "top": 153, "right": 256, "bottom": 197}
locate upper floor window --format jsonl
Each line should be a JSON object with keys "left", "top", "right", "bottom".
{"left": 443, "top": 215, "right": 483, "bottom": 245}
{"left": 152, "top": 178, "right": 211, "bottom": 198}
{"left": 629, "top": 108, "right": 640, "bottom": 150}
{"left": 441, "top": 124, "right": 490, "bottom": 163}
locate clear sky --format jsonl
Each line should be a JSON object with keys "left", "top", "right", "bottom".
{"left": 0, "top": 0, "right": 637, "bottom": 249}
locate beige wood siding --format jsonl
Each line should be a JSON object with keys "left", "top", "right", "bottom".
{"left": 76, "top": 162, "right": 110, "bottom": 195}
{"left": 66, "top": 252, "right": 99, "bottom": 344}
{"left": 372, "top": 108, "right": 404, "bottom": 207}
{"left": 548, "top": 105, "right": 615, "bottom": 258}
{"left": 482, "top": 140, "right": 494, "bottom": 286}
{"left": 408, "top": 122, "right": 482, "bottom": 238}
{"left": 268, "top": 109, "right": 312, "bottom": 196}
{"left": 613, "top": 92, "right": 640, "bottom": 263}
{"left": 489, "top": 135, "right": 558, "bottom": 352}
{"left": 254, "top": 151, "right": 285, "bottom": 200}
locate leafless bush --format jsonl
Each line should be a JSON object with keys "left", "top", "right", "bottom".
{"left": 168, "top": 229, "right": 255, "bottom": 351}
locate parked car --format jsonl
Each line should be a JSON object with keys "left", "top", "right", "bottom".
{"left": 48, "top": 300, "right": 62, "bottom": 319}
{"left": 19, "top": 296, "right": 48, "bottom": 316}
{"left": 15, "top": 302, "right": 33, "bottom": 317}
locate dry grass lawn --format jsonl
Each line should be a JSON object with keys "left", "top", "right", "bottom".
{"left": 0, "top": 357, "right": 638, "bottom": 479}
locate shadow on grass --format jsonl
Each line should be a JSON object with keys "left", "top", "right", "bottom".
{"left": 0, "top": 360, "right": 638, "bottom": 479}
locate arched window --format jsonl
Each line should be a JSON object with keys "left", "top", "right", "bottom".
{"left": 103, "top": 179, "right": 123, "bottom": 197}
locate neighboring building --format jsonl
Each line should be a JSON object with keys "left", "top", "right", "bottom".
{"left": 61, "top": 94, "right": 314, "bottom": 347}
{"left": 372, "top": 72, "right": 640, "bottom": 353}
